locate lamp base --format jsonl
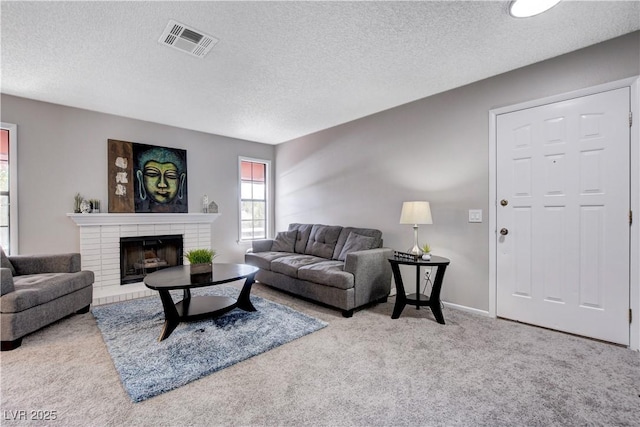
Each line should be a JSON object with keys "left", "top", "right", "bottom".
{"left": 408, "top": 224, "right": 423, "bottom": 256}
{"left": 407, "top": 245, "right": 424, "bottom": 256}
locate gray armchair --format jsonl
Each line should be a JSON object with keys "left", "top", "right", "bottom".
{"left": 1, "top": 248, "right": 94, "bottom": 350}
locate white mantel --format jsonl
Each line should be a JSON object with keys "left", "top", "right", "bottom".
{"left": 68, "top": 213, "right": 220, "bottom": 305}
{"left": 67, "top": 212, "right": 219, "bottom": 226}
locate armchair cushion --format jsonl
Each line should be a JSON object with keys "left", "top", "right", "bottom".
{"left": 9, "top": 253, "right": 81, "bottom": 276}
{"left": 1, "top": 271, "right": 94, "bottom": 313}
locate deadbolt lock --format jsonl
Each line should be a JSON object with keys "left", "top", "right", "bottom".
{"left": 500, "top": 228, "right": 509, "bottom": 235}
{"left": 500, "top": 199, "right": 508, "bottom": 206}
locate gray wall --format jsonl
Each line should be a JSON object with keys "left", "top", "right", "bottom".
{"left": 275, "top": 31, "right": 640, "bottom": 312}
{"left": 0, "top": 95, "right": 275, "bottom": 262}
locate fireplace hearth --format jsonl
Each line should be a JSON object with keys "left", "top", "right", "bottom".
{"left": 120, "top": 235, "right": 183, "bottom": 285}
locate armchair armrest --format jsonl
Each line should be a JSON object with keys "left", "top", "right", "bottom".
{"left": 344, "top": 247, "right": 393, "bottom": 307}
{"left": 1, "top": 268, "right": 15, "bottom": 296}
{"left": 8, "top": 253, "right": 81, "bottom": 276}
{"left": 252, "top": 239, "right": 274, "bottom": 253}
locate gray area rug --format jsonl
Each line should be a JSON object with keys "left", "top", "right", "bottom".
{"left": 91, "top": 286, "right": 327, "bottom": 402}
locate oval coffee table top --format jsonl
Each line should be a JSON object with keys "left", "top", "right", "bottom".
{"left": 143, "top": 263, "right": 259, "bottom": 291}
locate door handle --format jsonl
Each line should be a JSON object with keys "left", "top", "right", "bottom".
{"left": 500, "top": 228, "right": 509, "bottom": 236}
{"left": 500, "top": 199, "right": 508, "bottom": 206}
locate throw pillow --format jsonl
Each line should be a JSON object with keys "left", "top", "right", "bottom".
{"left": 338, "top": 232, "right": 377, "bottom": 261}
{"left": 271, "top": 230, "right": 297, "bottom": 252}
{"left": 0, "top": 245, "right": 16, "bottom": 276}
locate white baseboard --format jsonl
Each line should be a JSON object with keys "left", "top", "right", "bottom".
{"left": 442, "top": 301, "right": 490, "bottom": 317}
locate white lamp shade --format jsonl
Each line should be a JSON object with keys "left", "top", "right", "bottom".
{"left": 399, "top": 201, "right": 433, "bottom": 225}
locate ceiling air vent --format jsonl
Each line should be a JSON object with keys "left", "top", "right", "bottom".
{"left": 159, "top": 19, "right": 219, "bottom": 58}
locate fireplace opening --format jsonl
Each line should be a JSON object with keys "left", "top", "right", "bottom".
{"left": 120, "top": 235, "right": 183, "bottom": 285}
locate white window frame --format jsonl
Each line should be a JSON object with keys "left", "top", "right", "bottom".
{"left": 1, "top": 122, "right": 18, "bottom": 254}
{"left": 238, "top": 156, "right": 271, "bottom": 242}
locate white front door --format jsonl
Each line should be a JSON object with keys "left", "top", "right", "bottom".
{"left": 496, "top": 88, "right": 630, "bottom": 345}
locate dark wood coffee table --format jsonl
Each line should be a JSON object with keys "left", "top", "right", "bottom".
{"left": 143, "top": 263, "right": 259, "bottom": 341}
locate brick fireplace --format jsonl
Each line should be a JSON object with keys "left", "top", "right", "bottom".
{"left": 68, "top": 213, "right": 220, "bottom": 305}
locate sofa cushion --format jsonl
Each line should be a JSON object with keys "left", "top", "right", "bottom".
{"left": 1, "top": 271, "right": 94, "bottom": 313}
{"left": 333, "top": 227, "right": 382, "bottom": 260}
{"left": 271, "top": 254, "right": 325, "bottom": 278}
{"left": 1, "top": 246, "right": 16, "bottom": 276}
{"left": 271, "top": 230, "right": 297, "bottom": 252}
{"left": 288, "top": 224, "right": 314, "bottom": 254}
{"left": 304, "top": 225, "right": 342, "bottom": 259}
{"left": 298, "top": 260, "right": 354, "bottom": 290}
{"left": 337, "top": 232, "right": 378, "bottom": 261}
{"left": 245, "top": 251, "right": 291, "bottom": 271}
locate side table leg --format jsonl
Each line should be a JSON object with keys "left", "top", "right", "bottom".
{"left": 390, "top": 262, "right": 406, "bottom": 319}
{"left": 429, "top": 265, "right": 448, "bottom": 325}
{"left": 157, "top": 289, "right": 180, "bottom": 341}
{"left": 430, "top": 302, "right": 446, "bottom": 325}
{"left": 392, "top": 297, "right": 406, "bottom": 319}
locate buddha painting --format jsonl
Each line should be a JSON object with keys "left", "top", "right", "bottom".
{"left": 133, "top": 144, "right": 188, "bottom": 213}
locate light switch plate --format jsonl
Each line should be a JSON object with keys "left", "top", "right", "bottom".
{"left": 469, "top": 209, "right": 482, "bottom": 223}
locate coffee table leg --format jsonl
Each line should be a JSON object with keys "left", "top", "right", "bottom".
{"left": 236, "top": 273, "right": 257, "bottom": 312}
{"left": 157, "top": 289, "right": 180, "bottom": 341}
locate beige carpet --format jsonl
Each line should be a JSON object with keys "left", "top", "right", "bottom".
{"left": 1, "top": 282, "right": 639, "bottom": 426}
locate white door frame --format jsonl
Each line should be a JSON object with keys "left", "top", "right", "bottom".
{"left": 489, "top": 77, "right": 639, "bottom": 350}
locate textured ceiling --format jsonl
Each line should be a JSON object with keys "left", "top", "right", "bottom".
{"left": 1, "top": 1, "right": 639, "bottom": 144}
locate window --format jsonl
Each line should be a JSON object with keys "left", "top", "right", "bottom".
{"left": 239, "top": 158, "right": 269, "bottom": 241}
{"left": 0, "top": 123, "right": 17, "bottom": 254}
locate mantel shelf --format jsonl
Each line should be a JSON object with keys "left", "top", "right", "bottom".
{"left": 67, "top": 212, "right": 221, "bottom": 226}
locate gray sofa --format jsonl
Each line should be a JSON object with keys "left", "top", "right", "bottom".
{"left": 245, "top": 223, "right": 392, "bottom": 317}
{"left": 1, "top": 249, "right": 94, "bottom": 351}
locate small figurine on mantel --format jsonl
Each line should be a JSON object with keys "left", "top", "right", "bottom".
{"left": 202, "top": 195, "right": 209, "bottom": 213}
{"left": 201, "top": 195, "right": 218, "bottom": 213}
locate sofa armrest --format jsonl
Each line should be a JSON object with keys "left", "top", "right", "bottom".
{"left": 252, "top": 239, "right": 274, "bottom": 253}
{"left": 8, "top": 253, "right": 81, "bottom": 276}
{"left": 1, "top": 267, "right": 15, "bottom": 295}
{"left": 344, "top": 247, "right": 393, "bottom": 307}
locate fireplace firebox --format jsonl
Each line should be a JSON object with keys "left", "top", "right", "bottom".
{"left": 120, "top": 235, "right": 183, "bottom": 285}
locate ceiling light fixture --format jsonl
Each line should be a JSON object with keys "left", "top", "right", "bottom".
{"left": 509, "top": 0, "right": 562, "bottom": 18}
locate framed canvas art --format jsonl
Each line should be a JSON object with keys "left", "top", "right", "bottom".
{"left": 108, "top": 139, "right": 188, "bottom": 213}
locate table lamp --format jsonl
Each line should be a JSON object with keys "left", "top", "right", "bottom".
{"left": 399, "top": 201, "right": 432, "bottom": 256}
